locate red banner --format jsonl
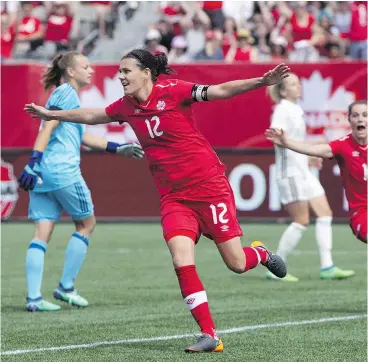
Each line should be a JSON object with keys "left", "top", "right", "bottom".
{"left": 1, "top": 151, "right": 348, "bottom": 221}
{"left": 2, "top": 62, "right": 366, "bottom": 148}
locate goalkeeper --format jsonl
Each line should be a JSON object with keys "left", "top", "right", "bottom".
{"left": 18, "top": 51, "right": 144, "bottom": 312}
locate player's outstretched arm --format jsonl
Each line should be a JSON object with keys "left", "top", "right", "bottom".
{"left": 206, "top": 63, "right": 290, "bottom": 101}
{"left": 82, "top": 133, "right": 144, "bottom": 159}
{"left": 24, "top": 103, "right": 112, "bottom": 125}
{"left": 265, "top": 128, "right": 334, "bottom": 158}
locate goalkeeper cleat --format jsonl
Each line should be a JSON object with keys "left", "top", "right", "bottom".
{"left": 53, "top": 286, "right": 89, "bottom": 307}
{"left": 26, "top": 298, "right": 61, "bottom": 312}
{"left": 251, "top": 241, "right": 287, "bottom": 278}
{"left": 266, "top": 271, "right": 299, "bottom": 282}
{"left": 184, "top": 334, "right": 224, "bottom": 353}
{"left": 320, "top": 266, "right": 355, "bottom": 280}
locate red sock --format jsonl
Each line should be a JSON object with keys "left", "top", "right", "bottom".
{"left": 243, "top": 246, "right": 268, "bottom": 271}
{"left": 175, "top": 265, "right": 216, "bottom": 338}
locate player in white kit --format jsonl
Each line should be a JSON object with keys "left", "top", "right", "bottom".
{"left": 267, "top": 73, "right": 355, "bottom": 281}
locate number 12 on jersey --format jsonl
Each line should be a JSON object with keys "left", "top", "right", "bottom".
{"left": 210, "top": 203, "right": 229, "bottom": 225}
{"left": 145, "top": 116, "right": 163, "bottom": 138}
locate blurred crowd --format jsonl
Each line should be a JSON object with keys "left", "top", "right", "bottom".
{"left": 150, "top": 1, "right": 368, "bottom": 63}
{"left": 1, "top": 1, "right": 132, "bottom": 60}
{"left": 1, "top": 1, "right": 367, "bottom": 63}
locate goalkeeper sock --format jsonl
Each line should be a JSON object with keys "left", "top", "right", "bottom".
{"left": 316, "top": 216, "right": 333, "bottom": 269}
{"left": 175, "top": 265, "right": 217, "bottom": 338}
{"left": 26, "top": 239, "right": 48, "bottom": 300}
{"left": 276, "top": 222, "right": 306, "bottom": 263}
{"left": 60, "top": 232, "right": 89, "bottom": 290}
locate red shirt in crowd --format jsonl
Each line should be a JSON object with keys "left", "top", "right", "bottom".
{"left": 290, "top": 13, "right": 315, "bottom": 42}
{"left": 45, "top": 14, "right": 73, "bottom": 42}
{"left": 18, "top": 16, "right": 42, "bottom": 36}
{"left": 1, "top": 26, "right": 15, "bottom": 58}
{"left": 349, "top": 2, "right": 367, "bottom": 41}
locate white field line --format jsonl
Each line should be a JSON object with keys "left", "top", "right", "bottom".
{"left": 1, "top": 314, "right": 366, "bottom": 356}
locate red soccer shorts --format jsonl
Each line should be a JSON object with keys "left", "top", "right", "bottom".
{"left": 350, "top": 210, "right": 367, "bottom": 243}
{"left": 160, "top": 174, "right": 243, "bottom": 244}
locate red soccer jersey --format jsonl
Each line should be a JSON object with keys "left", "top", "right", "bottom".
{"left": 329, "top": 133, "right": 367, "bottom": 215}
{"left": 105, "top": 79, "right": 225, "bottom": 196}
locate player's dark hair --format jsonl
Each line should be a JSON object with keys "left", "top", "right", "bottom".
{"left": 42, "top": 51, "right": 82, "bottom": 91}
{"left": 122, "top": 49, "right": 175, "bottom": 82}
{"left": 348, "top": 100, "right": 367, "bottom": 118}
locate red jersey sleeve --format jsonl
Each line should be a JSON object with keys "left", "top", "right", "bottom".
{"left": 170, "top": 79, "right": 210, "bottom": 103}
{"left": 329, "top": 137, "right": 345, "bottom": 156}
{"left": 105, "top": 98, "right": 126, "bottom": 123}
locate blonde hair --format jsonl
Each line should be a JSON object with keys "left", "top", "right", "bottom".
{"left": 267, "top": 73, "right": 298, "bottom": 104}
{"left": 42, "top": 51, "right": 83, "bottom": 91}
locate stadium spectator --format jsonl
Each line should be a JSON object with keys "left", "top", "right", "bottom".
{"left": 222, "top": 16, "right": 237, "bottom": 56}
{"left": 159, "top": 1, "right": 186, "bottom": 35}
{"left": 144, "top": 28, "right": 168, "bottom": 55}
{"left": 225, "top": 28, "right": 258, "bottom": 63}
{"left": 333, "top": 1, "right": 352, "bottom": 39}
{"left": 194, "top": 29, "right": 224, "bottom": 61}
{"left": 86, "top": 1, "right": 112, "bottom": 39}
{"left": 348, "top": 1, "right": 367, "bottom": 60}
{"left": 315, "top": 10, "right": 342, "bottom": 59}
{"left": 1, "top": 13, "right": 16, "bottom": 60}
{"left": 222, "top": 0, "right": 254, "bottom": 27}
{"left": 43, "top": 2, "right": 74, "bottom": 55}
{"left": 202, "top": 1, "right": 225, "bottom": 30}
{"left": 156, "top": 18, "right": 175, "bottom": 52}
{"left": 269, "top": 36, "right": 288, "bottom": 62}
{"left": 12, "top": 1, "right": 44, "bottom": 57}
{"left": 167, "top": 35, "right": 191, "bottom": 63}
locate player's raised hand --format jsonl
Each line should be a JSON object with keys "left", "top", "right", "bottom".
{"left": 265, "top": 128, "right": 287, "bottom": 146}
{"left": 261, "top": 64, "right": 290, "bottom": 86}
{"left": 24, "top": 103, "right": 53, "bottom": 120}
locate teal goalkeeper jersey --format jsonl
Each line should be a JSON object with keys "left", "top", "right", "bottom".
{"left": 33, "top": 83, "right": 86, "bottom": 193}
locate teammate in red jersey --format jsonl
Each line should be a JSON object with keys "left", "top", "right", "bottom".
{"left": 266, "top": 100, "right": 367, "bottom": 244}
{"left": 25, "top": 49, "right": 290, "bottom": 352}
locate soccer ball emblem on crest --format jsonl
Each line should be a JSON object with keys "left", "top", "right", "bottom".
{"left": 157, "top": 101, "right": 166, "bottom": 111}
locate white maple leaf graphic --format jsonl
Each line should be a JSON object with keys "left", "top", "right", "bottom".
{"left": 79, "top": 73, "right": 139, "bottom": 144}
{"left": 299, "top": 71, "right": 355, "bottom": 141}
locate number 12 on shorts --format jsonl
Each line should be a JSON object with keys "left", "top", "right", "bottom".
{"left": 210, "top": 203, "right": 229, "bottom": 224}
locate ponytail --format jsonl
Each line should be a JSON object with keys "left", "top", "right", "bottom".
{"left": 42, "top": 54, "right": 64, "bottom": 91}
{"left": 42, "top": 51, "right": 83, "bottom": 91}
{"left": 267, "top": 81, "right": 284, "bottom": 104}
{"left": 153, "top": 53, "right": 175, "bottom": 78}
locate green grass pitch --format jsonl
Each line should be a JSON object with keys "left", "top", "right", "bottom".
{"left": 1, "top": 223, "right": 367, "bottom": 362}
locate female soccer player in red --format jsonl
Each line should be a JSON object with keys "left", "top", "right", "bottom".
{"left": 25, "top": 50, "right": 290, "bottom": 352}
{"left": 266, "top": 100, "right": 367, "bottom": 244}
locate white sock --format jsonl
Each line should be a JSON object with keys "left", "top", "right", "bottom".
{"left": 316, "top": 216, "right": 333, "bottom": 270}
{"left": 276, "top": 222, "right": 307, "bottom": 263}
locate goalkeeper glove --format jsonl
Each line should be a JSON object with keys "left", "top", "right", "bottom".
{"left": 106, "top": 142, "right": 144, "bottom": 160}
{"left": 18, "top": 150, "right": 43, "bottom": 191}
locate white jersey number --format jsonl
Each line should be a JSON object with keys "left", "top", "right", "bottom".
{"left": 210, "top": 203, "right": 229, "bottom": 225}
{"left": 363, "top": 164, "right": 368, "bottom": 181}
{"left": 145, "top": 116, "right": 163, "bottom": 138}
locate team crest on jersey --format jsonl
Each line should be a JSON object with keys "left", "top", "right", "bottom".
{"left": 1, "top": 160, "right": 19, "bottom": 220}
{"left": 157, "top": 100, "right": 166, "bottom": 111}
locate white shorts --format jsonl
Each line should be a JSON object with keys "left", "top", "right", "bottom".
{"left": 277, "top": 171, "right": 325, "bottom": 205}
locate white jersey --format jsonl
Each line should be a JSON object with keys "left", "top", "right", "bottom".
{"left": 271, "top": 99, "right": 309, "bottom": 180}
